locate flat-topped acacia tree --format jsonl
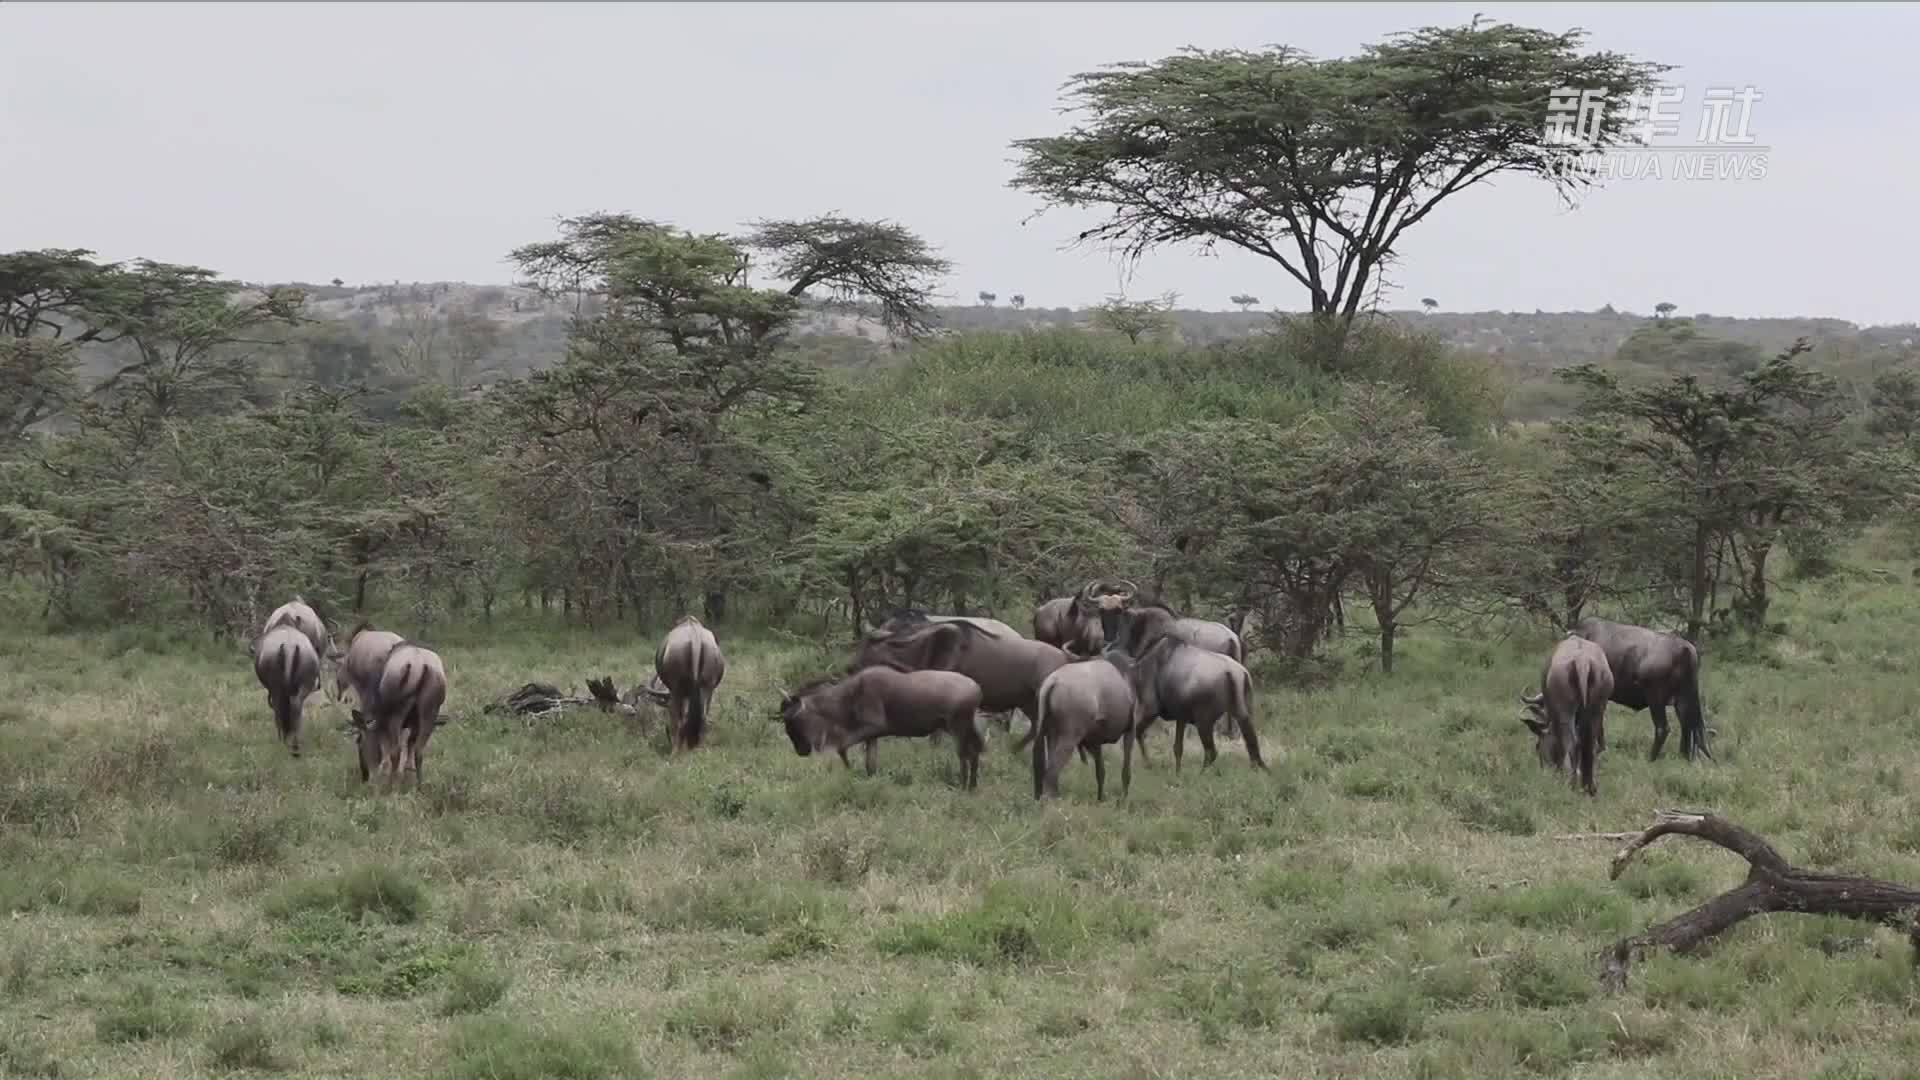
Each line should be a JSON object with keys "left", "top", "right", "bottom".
{"left": 1009, "top": 19, "right": 1666, "bottom": 359}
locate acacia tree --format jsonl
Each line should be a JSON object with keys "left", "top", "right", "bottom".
{"left": 503, "top": 212, "right": 950, "bottom": 622}
{"left": 1010, "top": 19, "right": 1664, "bottom": 354}
{"left": 0, "top": 250, "right": 134, "bottom": 438}
{"left": 1094, "top": 293, "right": 1177, "bottom": 344}
{"left": 82, "top": 262, "right": 306, "bottom": 444}
{"left": 742, "top": 215, "right": 952, "bottom": 338}
{"left": 1230, "top": 294, "right": 1259, "bottom": 312}
{"left": 1559, "top": 341, "right": 1867, "bottom": 638}
{"left": 1335, "top": 386, "right": 1516, "bottom": 673}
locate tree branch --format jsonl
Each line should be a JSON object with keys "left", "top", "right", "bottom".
{"left": 1598, "top": 810, "right": 1920, "bottom": 991}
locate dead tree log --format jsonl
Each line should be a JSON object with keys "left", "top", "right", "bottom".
{"left": 483, "top": 675, "right": 670, "bottom": 721}
{"left": 1599, "top": 809, "right": 1920, "bottom": 991}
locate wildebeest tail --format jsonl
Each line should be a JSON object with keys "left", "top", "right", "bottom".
{"left": 370, "top": 651, "right": 426, "bottom": 735}
{"left": 1031, "top": 679, "right": 1053, "bottom": 798}
{"left": 1229, "top": 666, "right": 1265, "bottom": 768}
{"left": 684, "top": 638, "right": 710, "bottom": 749}
{"left": 270, "top": 642, "right": 295, "bottom": 738}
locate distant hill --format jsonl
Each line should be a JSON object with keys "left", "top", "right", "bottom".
{"left": 72, "top": 278, "right": 1920, "bottom": 421}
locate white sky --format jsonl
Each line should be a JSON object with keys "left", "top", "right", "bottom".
{"left": 4, "top": 2, "right": 1913, "bottom": 324}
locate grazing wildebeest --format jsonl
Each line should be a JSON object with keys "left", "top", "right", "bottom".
{"left": 1519, "top": 634, "right": 1614, "bottom": 797}
{"left": 656, "top": 615, "right": 727, "bottom": 753}
{"left": 1031, "top": 651, "right": 1139, "bottom": 801}
{"left": 869, "top": 609, "right": 1024, "bottom": 733}
{"left": 358, "top": 640, "right": 448, "bottom": 789}
{"left": 263, "top": 597, "right": 330, "bottom": 660}
{"left": 1098, "top": 588, "right": 1267, "bottom": 772}
{"left": 251, "top": 624, "right": 321, "bottom": 757}
{"left": 1572, "top": 616, "right": 1709, "bottom": 762}
{"left": 853, "top": 616, "right": 1069, "bottom": 754}
{"left": 1032, "top": 587, "right": 1108, "bottom": 657}
{"left": 331, "top": 623, "right": 405, "bottom": 708}
{"left": 778, "top": 663, "right": 986, "bottom": 789}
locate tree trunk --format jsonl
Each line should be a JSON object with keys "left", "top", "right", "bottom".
{"left": 1366, "top": 566, "right": 1397, "bottom": 674}
{"left": 354, "top": 571, "right": 368, "bottom": 613}
{"left": 1740, "top": 540, "right": 1773, "bottom": 630}
{"left": 1597, "top": 810, "right": 1920, "bottom": 990}
{"left": 1687, "top": 521, "right": 1710, "bottom": 641}
{"left": 704, "top": 591, "right": 727, "bottom": 624}
{"left": 846, "top": 570, "right": 866, "bottom": 644}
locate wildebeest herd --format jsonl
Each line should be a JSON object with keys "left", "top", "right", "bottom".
{"left": 249, "top": 581, "right": 1709, "bottom": 799}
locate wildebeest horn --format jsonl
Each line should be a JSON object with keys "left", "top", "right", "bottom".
{"left": 1113, "top": 579, "right": 1137, "bottom": 600}
{"left": 1520, "top": 691, "right": 1544, "bottom": 707}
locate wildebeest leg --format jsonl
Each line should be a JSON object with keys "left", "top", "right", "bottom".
{"left": 1575, "top": 704, "right": 1599, "bottom": 797}
{"left": 1648, "top": 704, "right": 1670, "bottom": 762}
{"left": 1679, "top": 696, "right": 1710, "bottom": 762}
{"left": 1046, "top": 732, "right": 1080, "bottom": 797}
{"left": 1091, "top": 744, "right": 1107, "bottom": 801}
{"left": 1172, "top": 718, "right": 1187, "bottom": 773}
{"left": 1011, "top": 705, "right": 1039, "bottom": 751}
{"left": 1120, "top": 729, "right": 1134, "bottom": 799}
{"left": 863, "top": 738, "right": 879, "bottom": 777}
{"left": 836, "top": 744, "right": 853, "bottom": 769}
{"left": 1131, "top": 717, "right": 1157, "bottom": 766}
{"left": 1197, "top": 719, "right": 1220, "bottom": 768}
{"left": 957, "top": 720, "right": 982, "bottom": 792}
{"left": 1236, "top": 712, "right": 1267, "bottom": 770}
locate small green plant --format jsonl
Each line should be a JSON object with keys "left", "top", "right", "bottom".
{"left": 444, "top": 1017, "right": 639, "bottom": 1080}
{"left": 663, "top": 986, "right": 793, "bottom": 1053}
{"left": 94, "top": 982, "right": 193, "bottom": 1044}
{"left": 206, "top": 1015, "right": 284, "bottom": 1072}
{"left": 264, "top": 863, "right": 428, "bottom": 924}
{"left": 438, "top": 955, "right": 512, "bottom": 1016}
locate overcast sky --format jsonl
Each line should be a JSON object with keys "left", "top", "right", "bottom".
{"left": 5, "top": 2, "right": 1913, "bottom": 324}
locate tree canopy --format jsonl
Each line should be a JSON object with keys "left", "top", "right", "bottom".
{"left": 1010, "top": 19, "right": 1666, "bottom": 333}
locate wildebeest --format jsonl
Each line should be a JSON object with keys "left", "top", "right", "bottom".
{"left": 778, "top": 662, "right": 986, "bottom": 789}
{"left": 331, "top": 624, "right": 404, "bottom": 706}
{"left": 356, "top": 640, "right": 448, "bottom": 788}
{"left": 1030, "top": 650, "right": 1139, "bottom": 801}
{"left": 869, "top": 609, "right": 1024, "bottom": 733}
{"left": 656, "top": 615, "right": 727, "bottom": 753}
{"left": 1032, "top": 585, "right": 1109, "bottom": 657}
{"left": 1520, "top": 633, "right": 1614, "bottom": 796}
{"left": 251, "top": 624, "right": 321, "bottom": 757}
{"left": 1098, "top": 588, "right": 1267, "bottom": 771}
{"left": 853, "top": 616, "right": 1069, "bottom": 753}
{"left": 1572, "top": 616, "right": 1709, "bottom": 761}
{"left": 263, "top": 597, "right": 331, "bottom": 662}
{"left": 869, "top": 608, "right": 1024, "bottom": 641}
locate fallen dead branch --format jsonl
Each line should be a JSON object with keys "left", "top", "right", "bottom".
{"left": 1554, "top": 831, "right": 1643, "bottom": 843}
{"left": 483, "top": 674, "right": 671, "bottom": 722}
{"left": 1598, "top": 809, "right": 1920, "bottom": 991}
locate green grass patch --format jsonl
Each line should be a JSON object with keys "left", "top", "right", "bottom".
{"left": 875, "top": 879, "right": 1154, "bottom": 967}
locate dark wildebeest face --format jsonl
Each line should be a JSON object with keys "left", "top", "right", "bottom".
{"left": 1078, "top": 580, "right": 1138, "bottom": 651}
{"left": 1518, "top": 691, "right": 1565, "bottom": 769}
{"left": 777, "top": 678, "right": 841, "bottom": 757}
{"left": 349, "top": 708, "right": 380, "bottom": 782}
{"left": 778, "top": 693, "right": 817, "bottom": 756}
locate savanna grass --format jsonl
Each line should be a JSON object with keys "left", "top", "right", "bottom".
{"left": 5, "top": 542, "right": 1920, "bottom": 1077}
